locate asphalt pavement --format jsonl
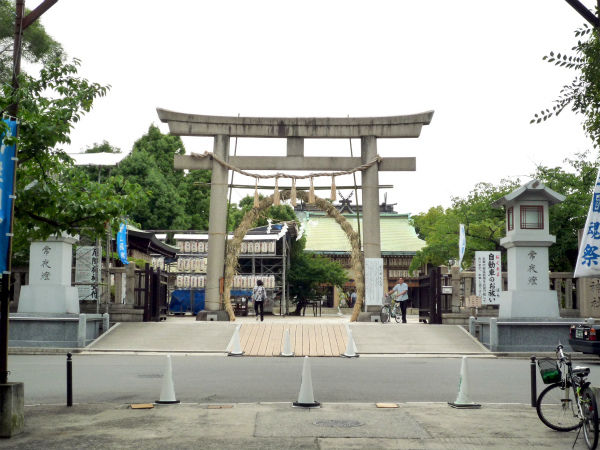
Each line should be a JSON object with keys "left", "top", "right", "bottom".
{"left": 3, "top": 311, "right": 593, "bottom": 449}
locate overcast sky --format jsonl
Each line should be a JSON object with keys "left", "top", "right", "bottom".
{"left": 28, "top": 0, "right": 597, "bottom": 216}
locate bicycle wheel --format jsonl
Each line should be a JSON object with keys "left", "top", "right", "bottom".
{"left": 394, "top": 305, "right": 401, "bottom": 323}
{"left": 380, "top": 306, "right": 390, "bottom": 323}
{"left": 536, "top": 383, "right": 580, "bottom": 431}
{"left": 582, "top": 387, "right": 599, "bottom": 450}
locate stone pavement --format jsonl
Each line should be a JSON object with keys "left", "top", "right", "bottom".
{"left": 81, "top": 312, "right": 491, "bottom": 357}
{"left": 1, "top": 401, "right": 586, "bottom": 450}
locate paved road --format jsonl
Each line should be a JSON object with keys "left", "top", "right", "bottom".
{"left": 9, "top": 354, "right": 600, "bottom": 405}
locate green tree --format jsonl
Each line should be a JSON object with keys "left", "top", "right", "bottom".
{"left": 287, "top": 237, "right": 349, "bottom": 314}
{"left": 410, "top": 179, "right": 519, "bottom": 272}
{"left": 112, "top": 147, "right": 189, "bottom": 230}
{"left": 0, "top": 0, "right": 65, "bottom": 84}
{"left": 77, "top": 140, "right": 122, "bottom": 183}
{"left": 532, "top": 22, "right": 600, "bottom": 147}
{"left": 0, "top": 58, "right": 145, "bottom": 264}
{"left": 532, "top": 151, "right": 600, "bottom": 271}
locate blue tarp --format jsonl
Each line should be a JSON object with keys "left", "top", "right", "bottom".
{"left": 169, "top": 289, "right": 252, "bottom": 314}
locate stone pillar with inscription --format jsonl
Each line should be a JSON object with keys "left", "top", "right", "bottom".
{"left": 17, "top": 235, "right": 80, "bottom": 314}
{"left": 491, "top": 180, "right": 566, "bottom": 318}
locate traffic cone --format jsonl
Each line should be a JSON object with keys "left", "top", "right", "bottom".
{"left": 155, "top": 355, "right": 180, "bottom": 404}
{"left": 280, "top": 329, "right": 294, "bottom": 357}
{"left": 448, "top": 356, "right": 481, "bottom": 408}
{"left": 228, "top": 326, "right": 244, "bottom": 356}
{"left": 340, "top": 329, "right": 359, "bottom": 358}
{"left": 293, "top": 356, "right": 321, "bottom": 408}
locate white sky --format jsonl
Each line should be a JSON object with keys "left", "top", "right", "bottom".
{"left": 29, "top": 0, "right": 598, "bottom": 216}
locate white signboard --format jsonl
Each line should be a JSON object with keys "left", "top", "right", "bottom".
{"left": 365, "top": 258, "right": 384, "bottom": 306}
{"left": 75, "top": 246, "right": 101, "bottom": 301}
{"left": 475, "top": 251, "right": 501, "bottom": 304}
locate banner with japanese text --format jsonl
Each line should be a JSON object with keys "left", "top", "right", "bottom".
{"left": 458, "top": 224, "right": 466, "bottom": 272}
{"left": 117, "top": 222, "right": 129, "bottom": 265}
{"left": 475, "top": 251, "right": 501, "bottom": 304}
{"left": 0, "top": 119, "right": 17, "bottom": 274}
{"left": 575, "top": 167, "right": 600, "bottom": 278}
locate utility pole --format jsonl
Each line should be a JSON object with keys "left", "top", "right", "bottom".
{"left": 564, "top": 0, "right": 600, "bottom": 27}
{"left": 0, "top": 0, "right": 59, "bottom": 385}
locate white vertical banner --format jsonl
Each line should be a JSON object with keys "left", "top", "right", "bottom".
{"left": 458, "top": 224, "right": 466, "bottom": 271}
{"left": 575, "top": 167, "right": 600, "bottom": 278}
{"left": 365, "top": 258, "right": 384, "bottom": 306}
{"left": 75, "top": 246, "right": 101, "bottom": 301}
{"left": 475, "top": 251, "right": 501, "bottom": 305}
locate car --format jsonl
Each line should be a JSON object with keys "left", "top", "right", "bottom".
{"left": 569, "top": 324, "right": 600, "bottom": 355}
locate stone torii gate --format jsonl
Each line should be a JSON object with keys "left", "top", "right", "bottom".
{"left": 157, "top": 109, "right": 434, "bottom": 312}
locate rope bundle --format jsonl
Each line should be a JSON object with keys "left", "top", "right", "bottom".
{"left": 191, "top": 151, "right": 381, "bottom": 205}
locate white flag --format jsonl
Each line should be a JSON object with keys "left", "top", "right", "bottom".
{"left": 458, "top": 224, "right": 466, "bottom": 272}
{"left": 574, "top": 167, "right": 600, "bottom": 278}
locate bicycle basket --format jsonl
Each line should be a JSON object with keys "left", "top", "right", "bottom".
{"left": 537, "top": 358, "right": 561, "bottom": 384}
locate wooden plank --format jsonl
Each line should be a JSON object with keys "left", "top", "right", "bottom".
{"left": 269, "top": 324, "right": 285, "bottom": 356}
{"left": 301, "top": 324, "right": 310, "bottom": 357}
{"left": 294, "top": 324, "right": 303, "bottom": 356}
{"left": 237, "top": 325, "right": 251, "bottom": 352}
{"left": 245, "top": 324, "right": 260, "bottom": 356}
{"left": 256, "top": 324, "right": 272, "bottom": 356}
{"left": 322, "top": 324, "right": 334, "bottom": 357}
{"left": 333, "top": 325, "right": 347, "bottom": 354}
{"left": 250, "top": 324, "right": 268, "bottom": 356}
{"left": 315, "top": 325, "right": 325, "bottom": 357}
{"left": 308, "top": 324, "right": 318, "bottom": 357}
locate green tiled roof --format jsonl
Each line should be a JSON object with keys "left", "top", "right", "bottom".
{"left": 303, "top": 213, "right": 425, "bottom": 253}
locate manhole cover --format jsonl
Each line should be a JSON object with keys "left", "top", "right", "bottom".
{"left": 137, "top": 374, "right": 163, "bottom": 379}
{"left": 313, "top": 420, "right": 364, "bottom": 428}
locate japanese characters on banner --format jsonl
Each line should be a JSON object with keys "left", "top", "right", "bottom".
{"left": 575, "top": 167, "right": 600, "bottom": 278}
{"left": 475, "top": 251, "right": 501, "bottom": 304}
{"left": 117, "top": 222, "right": 129, "bottom": 265}
{"left": 0, "top": 119, "right": 17, "bottom": 273}
{"left": 75, "top": 246, "right": 101, "bottom": 301}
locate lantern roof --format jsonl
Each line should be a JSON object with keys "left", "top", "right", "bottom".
{"left": 491, "top": 179, "right": 565, "bottom": 209}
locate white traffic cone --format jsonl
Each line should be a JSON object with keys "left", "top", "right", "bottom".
{"left": 293, "top": 356, "right": 321, "bottom": 408}
{"left": 448, "top": 356, "right": 481, "bottom": 408}
{"left": 340, "top": 329, "right": 359, "bottom": 358}
{"left": 155, "top": 355, "right": 180, "bottom": 404}
{"left": 228, "top": 326, "right": 245, "bottom": 356}
{"left": 280, "top": 329, "right": 295, "bottom": 357}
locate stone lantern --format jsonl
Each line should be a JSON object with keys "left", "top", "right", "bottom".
{"left": 491, "top": 180, "right": 565, "bottom": 318}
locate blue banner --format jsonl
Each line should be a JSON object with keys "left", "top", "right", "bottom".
{"left": 117, "top": 222, "right": 129, "bottom": 265}
{"left": 0, "top": 120, "right": 17, "bottom": 274}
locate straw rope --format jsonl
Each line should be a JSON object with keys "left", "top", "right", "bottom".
{"left": 222, "top": 189, "right": 365, "bottom": 322}
{"left": 191, "top": 151, "right": 381, "bottom": 180}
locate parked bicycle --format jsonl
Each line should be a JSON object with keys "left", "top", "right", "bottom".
{"left": 536, "top": 344, "right": 599, "bottom": 450}
{"left": 380, "top": 294, "right": 401, "bottom": 324}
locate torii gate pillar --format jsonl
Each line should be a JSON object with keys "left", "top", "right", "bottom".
{"left": 361, "top": 136, "right": 381, "bottom": 259}
{"left": 205, "top": 135, "right": 230, "bottom": 311}
{"left": 158, "top": 109, "right": 434, "bottom": 312}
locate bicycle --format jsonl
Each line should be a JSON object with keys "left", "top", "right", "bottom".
{"left": 536, "top": 344, "right": 599, "bottom": 450}
{"left": 380, "top": 294, "right": 402, "bottom": 324}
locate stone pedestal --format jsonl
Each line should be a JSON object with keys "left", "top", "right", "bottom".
{"left": 18, "top": 235, "right": 80, "bottom": 314}
{"left": 0, "top": 382, "right": 24, "bottom": 437}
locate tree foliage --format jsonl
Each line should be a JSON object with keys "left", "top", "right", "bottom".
{"left": 532, "top": 151, "right": 599, "bottom": 271}
{"left": 532, "top": 22, "right": 600, "bottom": 147}
{"left": 0, "top": 0, "right": 65, "bottom": 84}
{"left": 111, "top": 125, "right": 213, "bottom": 231}
{"left": 0, "top": 58, "right": 146, "bottom": 265}
{"left": 409, "top": 180, "right": 520, "bottom": 272}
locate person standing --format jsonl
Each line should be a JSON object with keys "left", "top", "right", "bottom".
{"left": 253, "top": 279, "right": 266, "bottom": 321}
{"left": 386, "top": 277, "right": 409, "bottom": 323}
{"left": 350, "top": 290, "right": 357, "bottom": 308}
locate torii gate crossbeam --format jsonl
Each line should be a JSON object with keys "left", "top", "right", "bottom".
{"left": 157, "top": 108, "right": 434, "bottom": 313}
